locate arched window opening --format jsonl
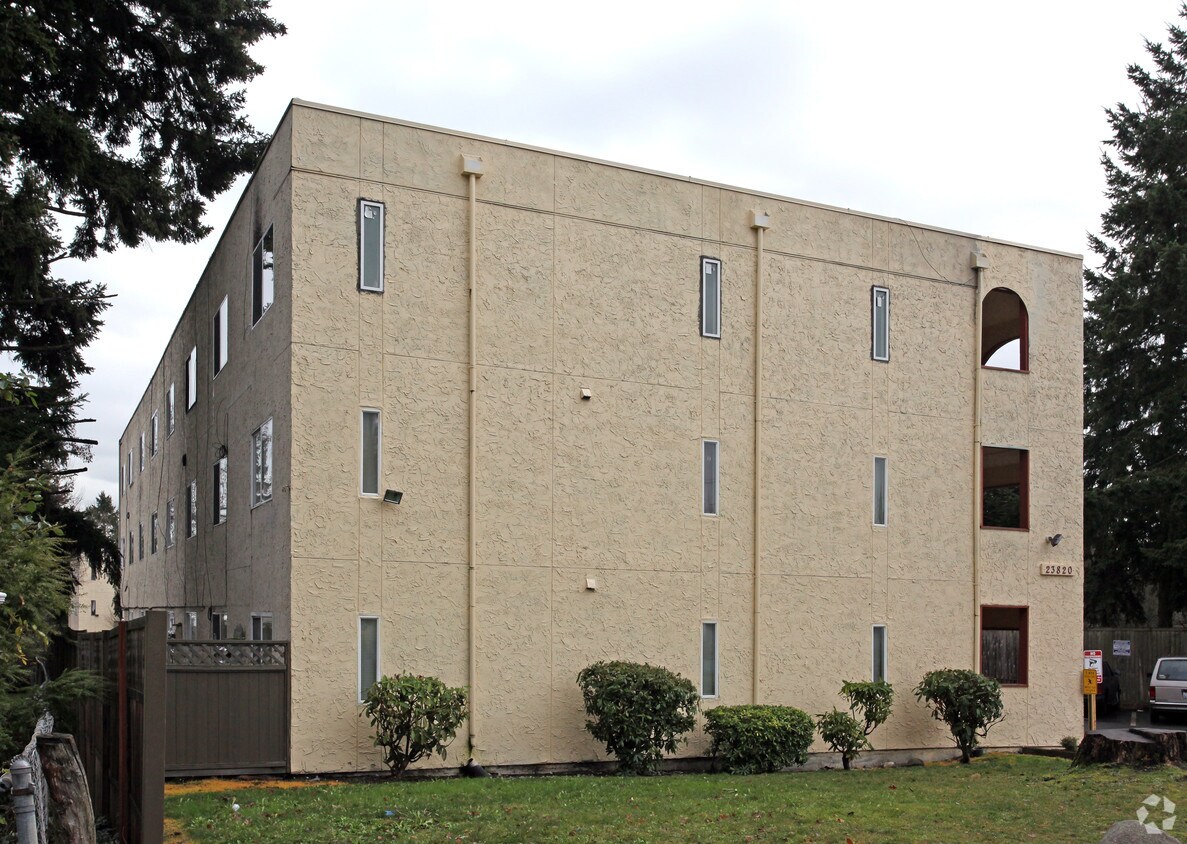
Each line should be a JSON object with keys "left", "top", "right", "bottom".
{"left": 981, "top": 287, "right": 1028, "bottom": 371}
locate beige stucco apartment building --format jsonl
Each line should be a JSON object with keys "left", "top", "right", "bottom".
{"left": 118, "top": 100, "right": 1084, "bottom": 773}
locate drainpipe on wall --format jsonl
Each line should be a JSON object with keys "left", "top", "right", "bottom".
{"left": 971, "top": 247, "right": 989, "bottom": 671}
{"left": 751, "top": 210, "right": 770, "bottom": 705}
{"left": 462, "top": 155, "right": 484, "bottom": 758}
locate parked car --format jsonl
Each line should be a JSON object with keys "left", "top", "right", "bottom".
{"left": 1148, "top": 657, "right": 1187, "bottom": 723}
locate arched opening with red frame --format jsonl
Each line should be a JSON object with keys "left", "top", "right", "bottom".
{"left": 981, "top": 287, "right": 1028, "bottom": 371}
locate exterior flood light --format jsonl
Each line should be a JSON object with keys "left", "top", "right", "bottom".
{"left": 383, "top": 489, "right": 403, "bottom": 505}
{"left": 1047, "top": 534, "right": 1063, "bottom": 547}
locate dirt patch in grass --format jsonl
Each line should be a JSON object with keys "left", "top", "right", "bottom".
{"left": 166, "top": 777, "right": 342, "bottom": 796}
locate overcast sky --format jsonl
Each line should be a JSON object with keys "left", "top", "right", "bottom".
{"left": 63, "top": 0, "right": 1179, "bottom": 505}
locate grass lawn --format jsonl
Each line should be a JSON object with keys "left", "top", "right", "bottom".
{"left": 164, "top": 754, "right": 1187, "bottom": 843}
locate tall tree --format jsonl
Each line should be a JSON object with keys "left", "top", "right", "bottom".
{"left": 0, "top": 1, "right": 285, "bottom": 583}
{"left": 1085, "top": 5, "right": 1187, "bottom": 625}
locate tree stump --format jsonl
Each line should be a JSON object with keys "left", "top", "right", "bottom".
{"left": 36, "top": 733, "right": 97, "bottom": 844}
{"left": 1074, "top": 728, "right": 1187, "bottom": 767}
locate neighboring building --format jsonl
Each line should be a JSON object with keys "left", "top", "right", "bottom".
{"left": 118, "top": 100, "right": 1084, "bottom": 773}
{"left": 69, "top": 556, "right": 117, "bottom": 633}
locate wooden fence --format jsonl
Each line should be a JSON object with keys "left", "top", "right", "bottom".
{"left": 165, "top": 640, "right": 289, "bottom": 777}
{"left": 1084, "top": 627, "right": 1187, "bottom": 709}
{"left": 72, "top": 612, "right": 165, "bottom": 844}
{"left": 67, "top": 613, "right": 290, "bottom": 842}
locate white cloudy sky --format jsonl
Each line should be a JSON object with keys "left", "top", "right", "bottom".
{"left": 63, "top": 0, "right": 1179, "bottom": 504}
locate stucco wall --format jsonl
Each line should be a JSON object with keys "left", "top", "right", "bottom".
{"left": 281, "top": 102, "right": 1084, "bottom": 772}
{"left": 118, "top": 113, "right": 294, "bottom": 642}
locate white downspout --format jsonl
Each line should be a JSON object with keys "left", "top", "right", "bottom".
{"left": 971, "top": 247, "right": 988, "bottom": 671}
{"left": 751, "top": 210, "right": 770, "bottom": 705}
{"left": 462, "top": 155, "right": 484, "bottom": 757}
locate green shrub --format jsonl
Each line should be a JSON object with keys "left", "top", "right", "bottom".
{"left": 816, "top": 680, "right": 895, "bottom": 770}
{"left": 816, "top": 709, "right": 868, "bottom": 770}
{"left": 362, "top": 674, "right": 468, "bottom": 775}
{"left": 576, "top": 661, "right": 699, "bottom": 774}
{"left": 703, "top": 704, "right": 814, "bottom": 774}
{"left": 914, "top": 668, "right": 1004, "bottom": 763}
{"left": 1060, "top": 735, "right": 1079, "bottom": 753}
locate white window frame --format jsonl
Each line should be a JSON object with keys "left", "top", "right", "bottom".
{"left": 211, "top": 611, "right": 227, "bottom": 641}
{"left": 251, "top": 418, "right": 273, "bottom": 508}
{"left": 150, "top": 412, "right": 158, "bottom": 456}
{"left": 702, "top": 439, "right": 720, "bottom": 516}
{"left": 358, "top": 199, "right": 385, "bottom": 292}
{"left": 186, "top": 347, "right": 197, "bottom": 409}
{"left": 251, "top": 612, "right": 274, "bottom": 641}
{"left": 700, "top": 620, "right": 719, "bottom": 698}
{"left": 873, "top": 455, "right": 888, "bottom": 527}
{"left": 186, "top": 480, "right": 198, "bottom": 538}
{"left": 166, "top": 383, "right": 176, "bottom": 435}
{"left": 185, "top": 611, "right": 198, "bottom": 640}
{"left": 90, "top": 600, "right": 97, "bottom": 616}
{"left": 213, "top": 455, "right": 228, "bottom": 525}
{"left": 360, "top": 408, "right": 381, "bottom": 497}
{"left": 213, "top": 295, "right": 229, "bottom": 376}
{"left": 872, "top": 623, "right": 888, "bottom": 682}
{"left": 252, "top": 225, "right": 275, "bottom": 326}
{"left": 872, "top": 285, "right": 890, "bottom": 362}
{"left": 358, "top": 615, "right": 380, "bottom": 702}
{"left": 165, "top": 498, "right": 176, "bottom": 548}
{"left": 700, "top": 257, "right": 722, "bottom": 339}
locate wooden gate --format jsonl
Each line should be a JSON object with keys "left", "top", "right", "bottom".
{"left": 1084, "top": 627, "right": 1187, "bottom": 709}
{"left": 165, "top": 640, "right": 290, "bottom": 777}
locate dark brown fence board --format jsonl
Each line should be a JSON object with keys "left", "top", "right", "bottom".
{"left": 1084, "top": 627, "right": 1187, "bottom": 709}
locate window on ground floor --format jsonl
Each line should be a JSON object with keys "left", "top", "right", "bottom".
{"left": 981, "top": 606, "right": 1028, "bottom": 686}
{"left": 251, "top": 613, "right": 274, "bottom": 641}
{"left": 359, "top": 616, "right": 380, "bottom": 702}
{"left": 701, "top": 620, "right": 718, "bottom": 698}
{"left": 872, "top": 624, "right": 887, "bottom": 682}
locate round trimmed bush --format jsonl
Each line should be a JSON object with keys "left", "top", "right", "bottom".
{"left": 704, "top": 704, "right": 814, "bottom": 774}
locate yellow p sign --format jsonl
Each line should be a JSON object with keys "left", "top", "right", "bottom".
{"left": 1083, "top": 668, "right": 1098, "bottom": 695}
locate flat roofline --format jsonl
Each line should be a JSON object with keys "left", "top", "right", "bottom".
{"left": 292, "top": 98, "right": 1083, "bottom": 262}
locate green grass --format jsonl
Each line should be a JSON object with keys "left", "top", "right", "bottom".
{"left": 165, "top": 755, "right": 1187, "bottom": 843}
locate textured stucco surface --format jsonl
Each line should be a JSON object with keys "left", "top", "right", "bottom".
{"left": 122, "top": 101, "right": 1084, "bottom": 774}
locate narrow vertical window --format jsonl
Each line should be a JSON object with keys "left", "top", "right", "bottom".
{"left": 211, "top": 612, "right": 226, "bottom": 641}
{"left": 186, "top": 347, "right": 197, "bottom": 409}
{"left": 361, "top": 409, "right": 381, "bottom": 496}
{"left": 138, "top": 521, "right": 144, "bottom": 560}
{"left": 252, "top": 225, "right": 275, "bottom": 325}
{"left": 359, "top": 616, "right": 380, "bottom": 701}
{"left": 702, "top": 439, "right": 719, "bottom": 516}
{"left": 150, "top": 513, "right": 159, "bottom": 554}
{"left": 213, "top": 455, "right": 228, "bottom": 525}
{"left": 871, "top": 286, "right": 890, "bottom": 362}
{"left": 700, "top": 257, "right": 721, "bottom": 339}
{"left": 127, "top": 530, "right": 133, "bottom": 565}
{"left": 139, "top": 432, "right": 144, "bottom": 471}
{"left": 873, "top": 456, "right": 888, "bottom": 526}
{"left": 165, "top": 498, "right": 176, "bottom": 548}
{"left": 187, "top": 480, "right": 197, "bottom": 537}
{"left": 359, "top": 200, "right": 384, "bottom": 292}
{"left": 701, "top": 621, "right": 719, "bottom": 697}
{"left": 251, "top": 418, "right": 273, "bottom": 507}
{"left": 127, "top": 451, "right": 133, "bottom": 486}
{"left": 185, "top": 611, "right": 197, "bottom": 640}
{"left": 90, "top": 600, "right": 97, "bottom": 616}
{"left": 982, "top": 447, "right": 1029, "bottom": 529}
{"left": 872, "top": 624, "right": 888, "bottom": 682}
{"left": 166, "top": 383, "right": 176, "bottom": 434}
{"left": 213, "top": 296, "right": 229, "bottom": 375}
{"left": 150, "top": 413, "right": 158, "bottom": 456}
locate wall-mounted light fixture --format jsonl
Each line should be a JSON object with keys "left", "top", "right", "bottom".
{"left": 585, "top": 577, "right": 597, "bottom": 591}
{"left": 1047, "top": 534, "right": 1063, "bottom": 547}
{"left": 383, "top": 489, "right": 403, "bottom": 505}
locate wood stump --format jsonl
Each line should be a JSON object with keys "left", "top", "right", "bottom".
{"left": 1074, "top": 728, "right": 1187, "bottom": 767}
{"left": 36, "top": 733, "right": 97, "bottom": 844}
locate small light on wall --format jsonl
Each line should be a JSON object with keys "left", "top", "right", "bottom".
{"left": 1047, "top": 534, "right": 1063, "bottom": 547}
{"left": 580, "top": 388, "right": 592, "bottom": 401}
{"left": 585, "top": 577, "right": 597, "bottom": 591}
{"left": 383, "top": 489, "right": 403, "bottom": 505}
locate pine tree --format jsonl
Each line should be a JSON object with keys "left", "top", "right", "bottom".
{"left": 1085, "top": 5, "right": 1187, "bottom": 625}
{"left": 0, "top": 1, "right": 285, "bottom": 584}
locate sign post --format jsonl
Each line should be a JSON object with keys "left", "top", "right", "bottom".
{"left": 1082, "top": 669, "right": 1096, "bottom": 731}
